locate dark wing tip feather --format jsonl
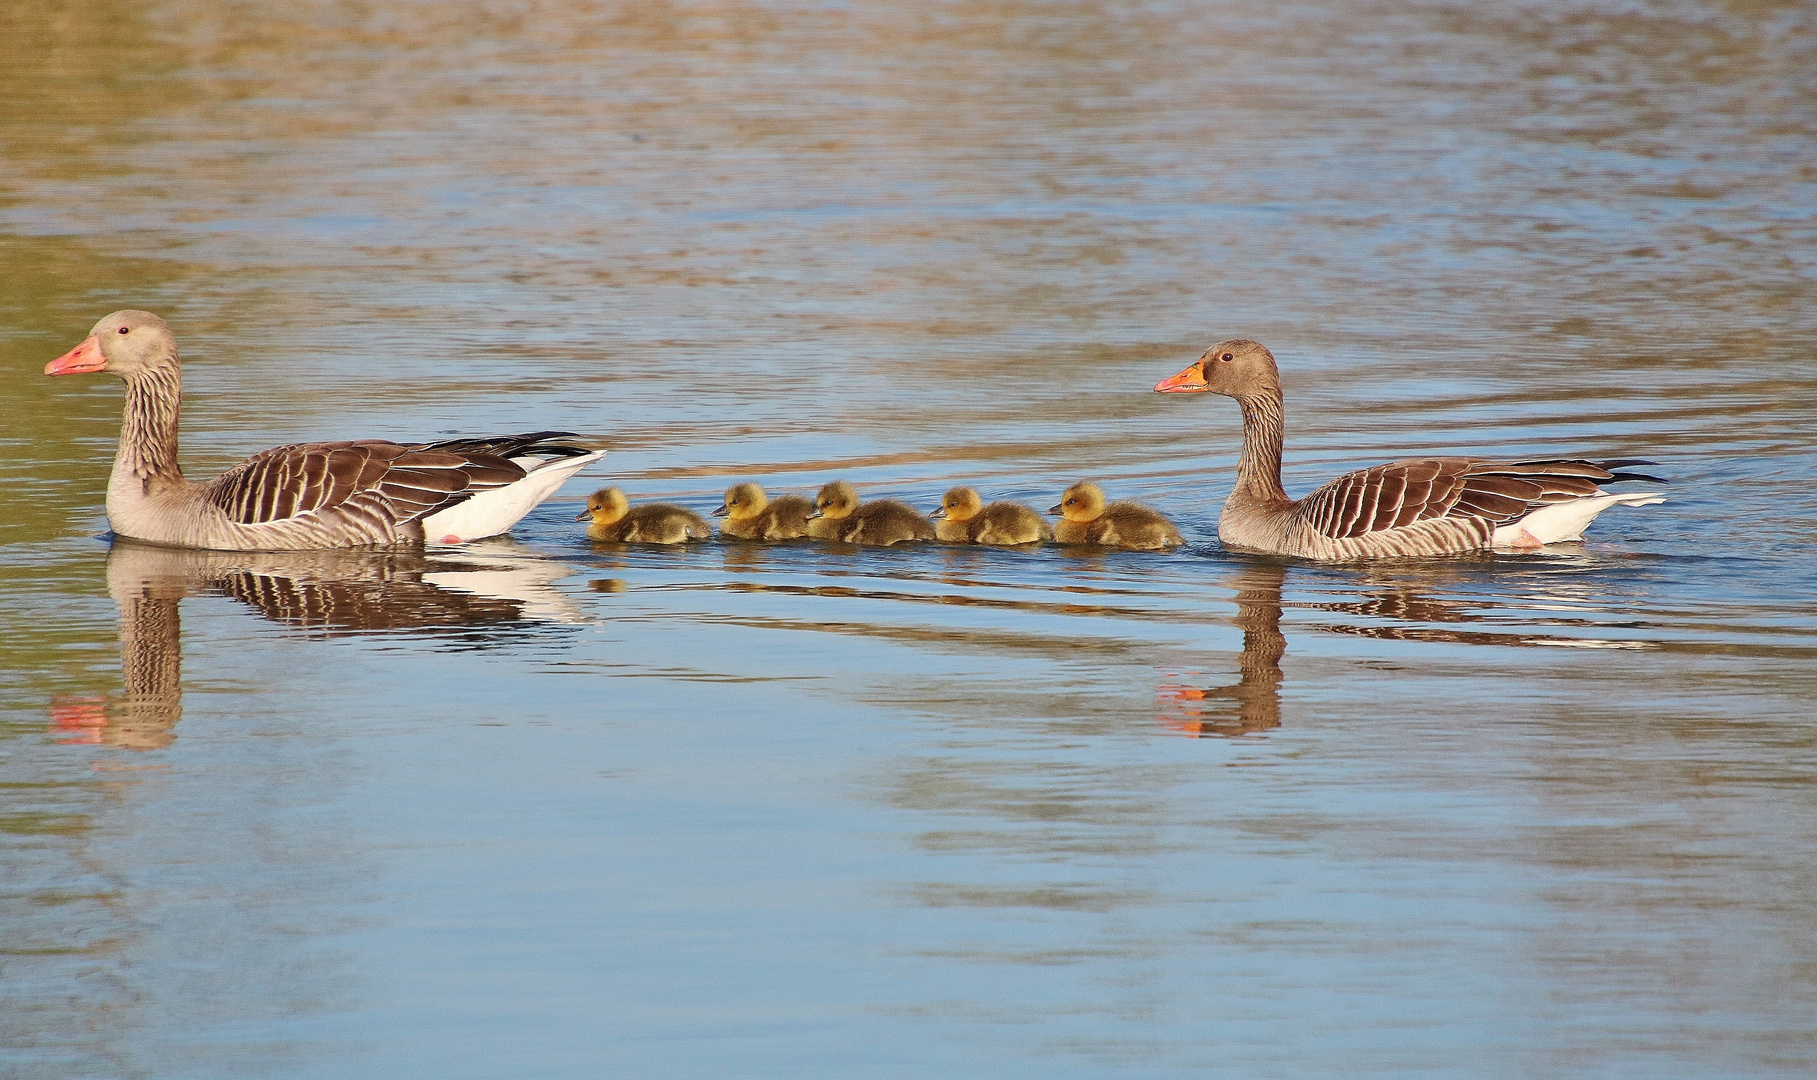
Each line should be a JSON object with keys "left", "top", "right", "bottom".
{"left": 415, "top": 431, "right": 607, "bottom": 459}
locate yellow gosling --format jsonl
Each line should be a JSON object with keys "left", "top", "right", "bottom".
{"left": 931, "top": 486, "right": 1052, "bottom": 545}
{"left": 713, "top": 481, "right": 814, "bottom": 540}
{"left": 1048, "top": 481, "right": 1183, "bottom": 550}
{"left": 575, "top": 487, "right": 711, "bottom": 544}
{"left": 808, "top": 480, "right": 936, "bottom": 546}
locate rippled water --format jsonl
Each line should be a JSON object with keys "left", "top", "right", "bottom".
{"left": 3, "top": 1, "right": 1815, "bottom": 1076}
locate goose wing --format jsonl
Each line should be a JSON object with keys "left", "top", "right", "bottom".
{"left": 1293, "top": 457, "right": 1634, "bottom": 539}
{"left": 203, "top": 439, "right": 525, "bottom": 526}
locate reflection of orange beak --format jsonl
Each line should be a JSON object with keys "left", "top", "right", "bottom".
{"left": 1154, "top": 362, "right": 1208, "bottom": 394}
{"left": 46, "top": 335, "right": 106, "bottom": 376}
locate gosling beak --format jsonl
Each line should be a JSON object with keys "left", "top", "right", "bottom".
{"left": 572, "top": 508, "right": 594, "bottom": 521}
{"left": 929, "top": 506, "right": 946, "bottom": 519}
{"left": 1154, "top": 361, "right": 1209, "bottom": 394}
{"left": 45, "top": 335, "right": 107, "bottom": 376}
{"left": 805, "top": 508, "right": 823, "bottom": 520}
{"left": 1046, "top": 503, "right": 1063, "bottom": 515}
{"left": 710, "top": 504, "right": 729, "bottom": 518}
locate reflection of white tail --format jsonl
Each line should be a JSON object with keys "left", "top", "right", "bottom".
{"left": 422, "top": 539, "right": 586, "bottom": 623}
{"left": 106, "top": 537, "right": 587, "bottom": 632}
{"left": 1492, "top": 492, "right": 1667, "bottom": 548}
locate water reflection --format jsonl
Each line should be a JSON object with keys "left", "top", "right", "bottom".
{"left": 50, "top": 539, "right": 582, "bottom": 750}
{"left": 1160, "top": 561, "right": 1286, "bottom": 736}
{"left": 1159, "top": 556, "right": 1668, "bottom": 736}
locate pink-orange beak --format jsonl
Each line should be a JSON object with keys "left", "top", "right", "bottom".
{"left": 1154, "top": 361, "right": 1208, "bottom": 394}
{"left": 46, "top": 335, "right": 107, "bottom": 376}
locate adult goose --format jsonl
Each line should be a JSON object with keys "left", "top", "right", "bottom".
{"left": 1154, "top": 339, "right": 1666, "bottom": 560}
{"left": 45, "top": 310, "right": 608, "bottom": 551}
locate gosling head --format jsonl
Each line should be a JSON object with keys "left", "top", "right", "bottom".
{"left": 1154, "top": 338, "right": 1280, "bottom": 401}
{"left": 809, "top": 480, "right": 858, "bottom": 521}
{"left": 931, "top": 486, "right": 983, "bottom": 522}
{"left": 1049, "top": 481, "right": 1106, "bottom": 522}
{"left": 574, "top": 487, "right": 630, "bottom": 524}
{"left": 715, "top": 481, "right": 769, "bottom": 521}
{"left": 46, "top": 310, "right": 179, "bottom": 380}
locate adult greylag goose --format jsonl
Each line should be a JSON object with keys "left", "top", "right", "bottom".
{"left": 807, "top": 480, "right": 936, "bottom": 545}
{"left": 45, "top": 310, "right": 607, "bottom": 551}
{"left": 930, "top": 487, "right": 1052, "bottom": 545}
{"left": 1048, "top": 481, "right": 1184, "bottom": 549}
{"left": 713, "top": 481, "right": 814, "bottom": 540}
{"left": 1154, "top": 339, "right": 1666, "bottom": 559}
{"left": 575, "top": 487, "right": 710, "bottom": 544}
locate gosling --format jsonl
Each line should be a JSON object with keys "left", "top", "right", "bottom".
{"left": 808, "top": 480, "right": 936, "bottom": 546}
{"left": 930, "top": 487, "right": 1052, "bottom": 546}
{"left": 713, "top": 481, "right": 815, "bottom": 540}
{"left": 576, "top": 487, "right": 712, "bottom": 544}
{"left": 1048, "top": 481, "right": 1183, "bottom": 550}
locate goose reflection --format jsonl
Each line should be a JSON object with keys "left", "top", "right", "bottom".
{"left": 1160, "top": 556, "right": 1658, "bottom": 736}
{"left": 1160, "top": 561, "right": 1287, "bottom": 737}
{"left": 49, "top": 539, "right": 583, "bottom": 751}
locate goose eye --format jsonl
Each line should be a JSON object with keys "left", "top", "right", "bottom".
{"left": 118, "top": 327, "right": 130, "bottom": 334}
{"left": 1219, "top": 352, "right": 1233, "bottom": 362}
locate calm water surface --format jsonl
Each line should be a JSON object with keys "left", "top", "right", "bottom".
{"left": 3, "top": 1, "right": 1815, "bottom": 1076}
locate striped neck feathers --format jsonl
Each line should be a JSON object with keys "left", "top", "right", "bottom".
{"left": 1233, "top": 390, "right": 1289, "bottom": 505}
{"left": 118, "top": 366, "right": 185, "bottom": 487}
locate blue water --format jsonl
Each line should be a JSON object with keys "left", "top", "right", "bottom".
{"left": 3, "top": 1, "right": 1815, "bottom": 1077}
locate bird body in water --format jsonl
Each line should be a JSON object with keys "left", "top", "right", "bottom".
{"left": 808, "top": 480, "right": 936, "bottom": 546}
{"left": 714, "top": 481, "right": 814, "bottom": 540}
{"left": 931, "top": 487, "right": 1051, "bottom": 545}
{"left": 1049, "top": 482, "right": 1184, "bottom": 550}
{"left": 575, "top": 487, "right": 710, "bottom": 544}
{"left": 1153, "top": 338, "right": 1666, "bottom": 559}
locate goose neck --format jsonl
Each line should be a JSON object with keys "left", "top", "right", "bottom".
{"left": 1232, "top": 391, "right": 1289, "bottom": 505}
{"left": 117, "top": 367, "right": 185, "bottom": 486}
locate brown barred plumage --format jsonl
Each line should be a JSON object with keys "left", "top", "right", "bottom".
{"left": 46, "top": 310, "right": 606, "bottom": 551}
{"left": 1155, "top": 339, "right": 1667, "bottom": 560}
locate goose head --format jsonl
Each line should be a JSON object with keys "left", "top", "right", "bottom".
{"left": 714, "top": 481, "right": 768, "bottom": 521}
{"left": 46, "top": 310, "right": 179, "bottom": 379}
{"left": 574, "top": 487, "right": 629, "bottom": 525}
{"left": 1049, "top": 481, "right": 1106, "bottom": 521}
{"left": 1154, "top": 338, "right": 1279, "bottom": 401}
{"left": 808, "top": 480, "right": 858, "bottom": 521}
{"left": 931, "top": 486, "right": 983, "bottom": 522}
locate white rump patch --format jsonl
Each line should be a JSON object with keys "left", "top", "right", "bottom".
{"left": 421, "top": 449, "right": 607, "bottom": 543}
{"left": 1491, "top": 491, "right": 1666, "bottom": 548}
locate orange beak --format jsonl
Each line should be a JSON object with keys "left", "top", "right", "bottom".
{"left": 1154, "top": 361, "right": 1208, "bottom": 394}
{"left": 46, "top": 335, "right": 107, "bottom": 376}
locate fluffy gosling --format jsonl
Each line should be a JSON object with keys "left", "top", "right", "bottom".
{"left": 930, "top": 487, "right": 1052, "bottom": 545}
{"left": 576, "top": 487, "right": 711, "bottom": 544}
{"left": 713, "top": 481, "right": 814, "bottom": 540}
{"left": 808, "top": 480, "right": 936, "bottom": 546}
{"left": 1048, "top": 481, "right": 1183, "bottom": 550}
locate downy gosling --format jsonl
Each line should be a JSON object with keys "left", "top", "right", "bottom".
{"left": 1049, "top": 481, "right": 1183, "bottom": 550}
{"left": 808, "top": 480, "right": 936, "bottom": 546}
{"left": 576, "top": 487, "right": 711, "bottom": 544}
{"left": 930, "top": 487, "right": 1052, "bottom": 546}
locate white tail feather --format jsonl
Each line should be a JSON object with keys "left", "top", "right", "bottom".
{"left": 420, "top": 449, "right": 607, "bottom": 543}
{"left": 1492, "top": 491, "right": 1666, "bottom": 548}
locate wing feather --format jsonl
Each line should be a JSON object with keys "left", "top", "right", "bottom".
{"left": 1292, "top": 456, "right": 1658, "bottom": 540}
{"left": 204, "top": 440, "right": 532, "bottom": 527}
